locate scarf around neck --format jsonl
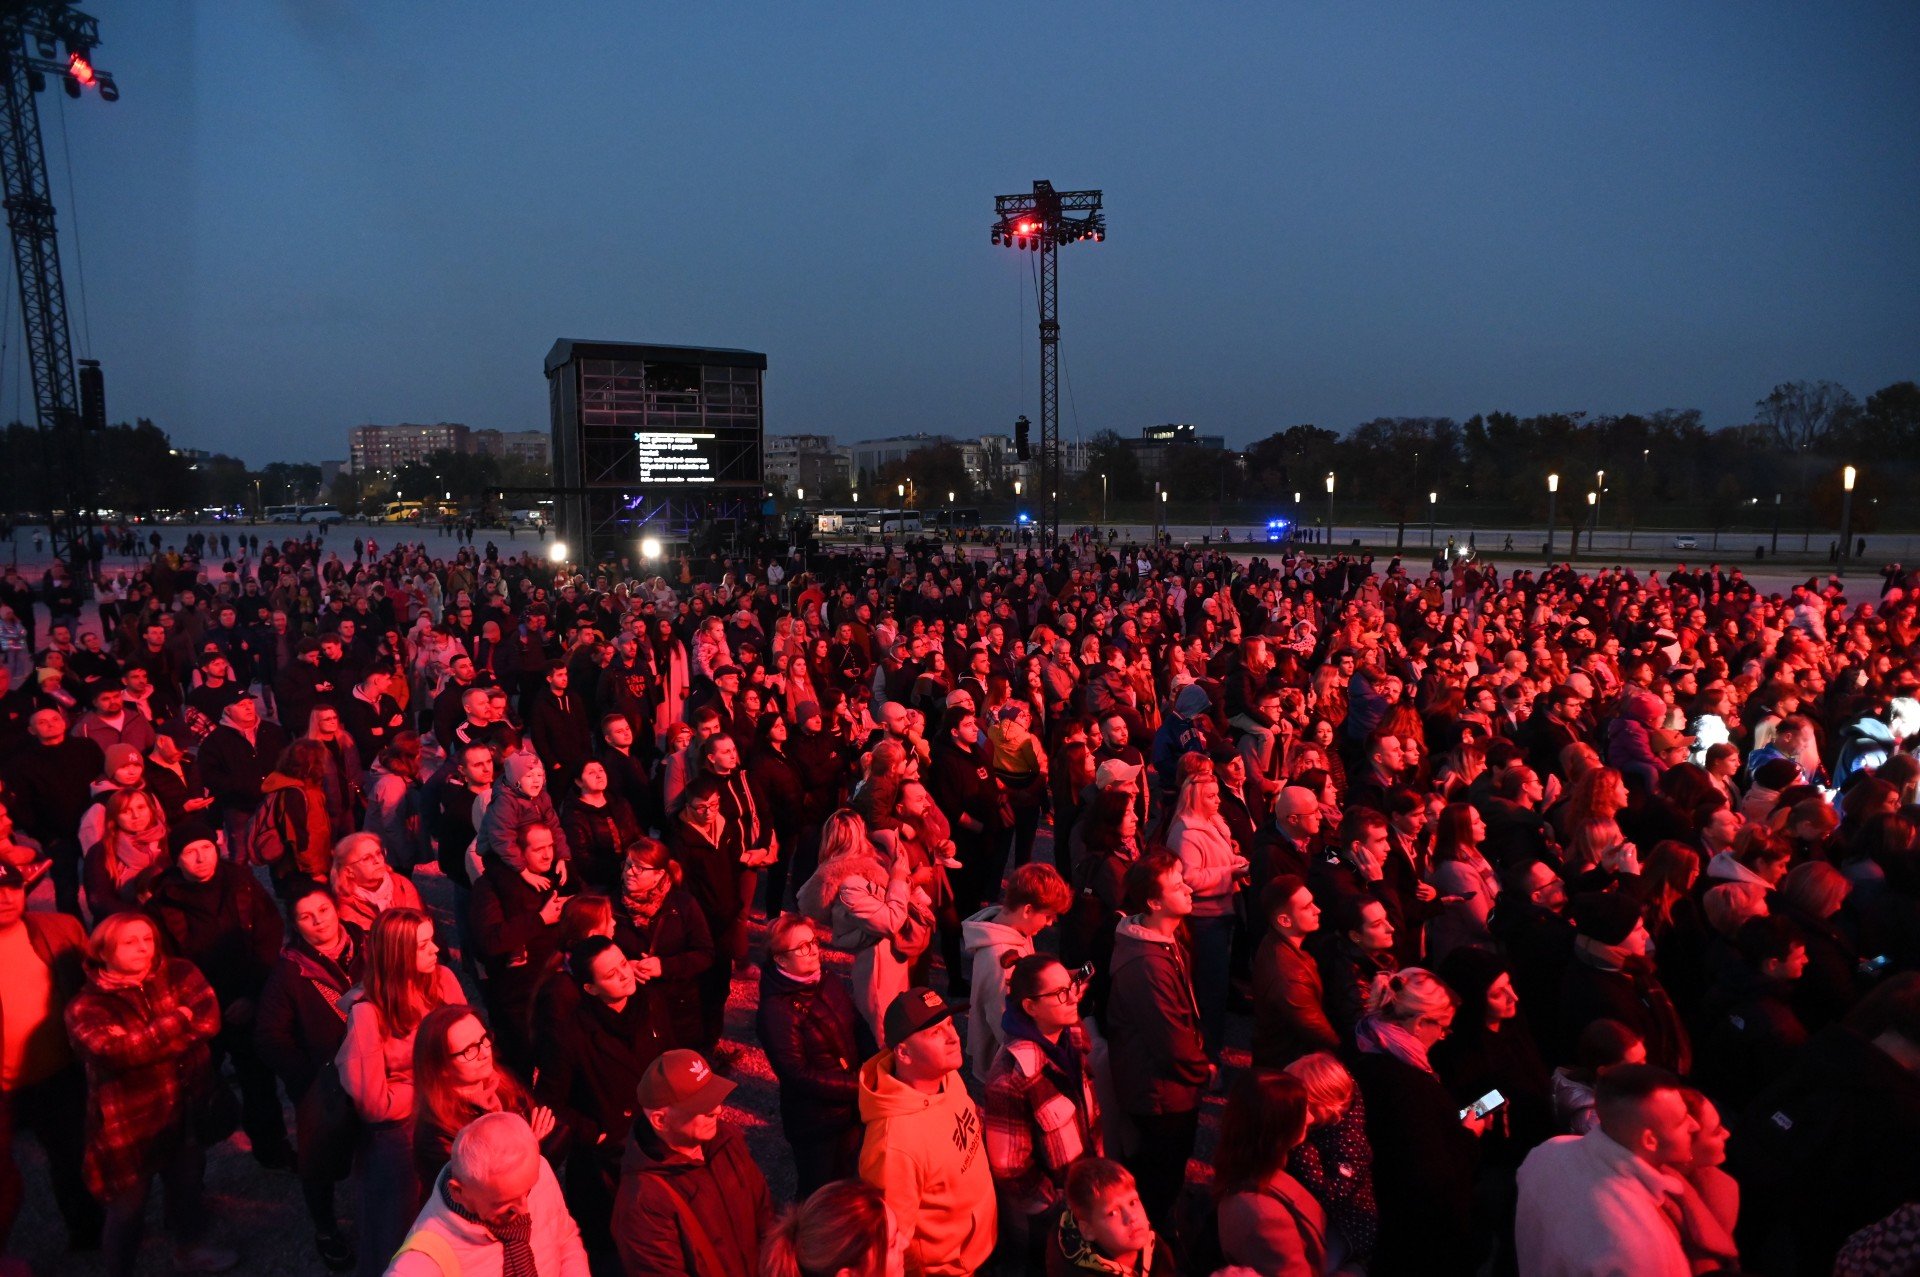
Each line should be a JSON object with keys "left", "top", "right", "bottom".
{"left": 441, "top": 1177, "right": 538, "bottom": 1277}
{"left": 1355, "top": 1013, "right": 1434, "bottom": 1074}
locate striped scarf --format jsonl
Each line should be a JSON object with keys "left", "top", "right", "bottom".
{"left": 442, "top": 1180, "right": 538, "bottom": 1277}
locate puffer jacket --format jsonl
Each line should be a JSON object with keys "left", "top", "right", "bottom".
{"left": 754, "top": 960, "right": 871, "bottom": 1142}
{"left": 798, "top": 851, "right": 913, "bottom": 1041}
{"left": 477, "top": 767, "right": 571, "bottom": 868}
{"left": 1165, "top": 810, "right": 1240, "bottom": 918}
{"left": 1105, "top": 917, "right": 1210, "bottom": 1115}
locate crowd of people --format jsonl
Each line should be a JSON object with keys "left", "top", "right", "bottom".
{"left": 0, "top": 527, "right": 1917, "bottom": 1277}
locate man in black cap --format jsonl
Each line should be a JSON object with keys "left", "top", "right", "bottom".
{"left": 857, "top": 988, "right": 996, "bottom": 1277}
{"left": 1557, "top": 890, "right": 1690, "bottom": 1074}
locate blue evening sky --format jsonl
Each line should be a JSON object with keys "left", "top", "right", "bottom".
{"left": 25, "top": 1, "right": 1920, "bottom": 462}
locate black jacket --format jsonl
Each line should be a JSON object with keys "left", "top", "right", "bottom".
{"left": 1349, "top": 1049, "right": 1479, "bottom": 1276}
{"left": 147, "top": 863, "right": 283, "bottom": 1009}
{"left": 1731, "top": 1025, "right": 1920, "bottom": 1277}
{"left": 5, "top": 736, "right": 105, "bottom": 843}
{"left": 788, "top": 729, "right": 850, "bottom": 833}
{"left": 533, "top": 983, "right": 664, "bottom": 1165}
{"left": 525, "top": 688, "right": 593, "bottom": 781}
{"left": 197, "top": 721, "right": 290, "bottom": 817}
{"left": 254, "top": 929, "right": 365, "bottom": 1099}
{"left": 1696, "top": 961, "right": 1808, "bottom": 1111}
{"left": 613, "top": 889, "right": 716, "bottom": 1051}
{"left": 754, "top": 962, "right": 872, "bottom": 1141}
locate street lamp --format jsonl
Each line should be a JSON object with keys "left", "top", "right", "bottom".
{"left": 1771, "top": 492, "right": 1782, "bottom": 556}
{"left": 1593, "top": 470, "right": 1605, "bottom": 550}
{"left": 1586, "top": 491, "right": 1598, "bottom": 558}
{"left": 1428, "top": 491, "right": 1437, "bottom": 549}
{"left": 1325, "top": 472, "right": 1336, "bottom": 548}
{"left": 1838, "top": 465, "right": 1857, "bottom": 575}
{"left": 1100, "top": 472, "right": 1108, "bottom": 525}
{"left": 1546, "top": 473, "right": 1560, "bottom": 563}
{"left": 795, "top": 487, "right": 805, "bottom": 502}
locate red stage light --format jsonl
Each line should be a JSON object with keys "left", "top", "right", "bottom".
{"left": 1018, "top": 220, "right": 1035, "bottom": 234}
{"left": 68, "top": 52, "right": 95, "bottom": 86}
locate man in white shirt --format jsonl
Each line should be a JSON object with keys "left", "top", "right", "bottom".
{"left": 1514, "top": 1064, "right": 1697, "bottom": 1277}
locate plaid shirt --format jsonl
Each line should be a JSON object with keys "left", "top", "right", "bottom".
{"left": 983, "top": 1023, "right": 1102, "bottom": 1216}
{"left": 65, "top": 957, "right": 220, "bottom": 1198}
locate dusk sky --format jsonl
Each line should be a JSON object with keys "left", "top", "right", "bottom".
{"left": 28, "top": 2, "right": 1920, "bottom": 463}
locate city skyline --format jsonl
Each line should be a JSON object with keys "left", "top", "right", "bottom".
{"left": 20, "top": 1, "right": 1919, "bottom": 465}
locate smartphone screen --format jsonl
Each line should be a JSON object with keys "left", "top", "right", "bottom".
{"left": 1460, "top": 1089, "right": 1506, "bottom": 1120}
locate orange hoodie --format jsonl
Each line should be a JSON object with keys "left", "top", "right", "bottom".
{"left": 857, "top": 1050, "right": 997, "bottom": 1277}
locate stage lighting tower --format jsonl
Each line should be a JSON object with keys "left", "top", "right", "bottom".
{"left": 990, "top": 179, "right": 1104, "bottom": 547}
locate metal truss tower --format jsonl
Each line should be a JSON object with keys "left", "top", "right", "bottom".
{"left": 0, "top": 1, "right": 116, "bottom": 570}
{"left": 991, "top": 180, "right": 1103, "bottom": 547}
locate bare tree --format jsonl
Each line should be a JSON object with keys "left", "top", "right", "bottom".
{"left": 1754, "top": 380, "right": 1858, "bottom": 452}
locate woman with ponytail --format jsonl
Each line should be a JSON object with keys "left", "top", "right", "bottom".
{"left": 1347, "top": 968, "right": 1486, "bottom": 1276}
{"left": 759, "top": 1178, "right": 904, "bottom": 1277}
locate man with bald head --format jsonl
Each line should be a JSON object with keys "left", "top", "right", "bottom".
{"left": 389, "top": 1111, "right": 587, "bottom": 1275}
{"left": 1251, "top": 785, "right": 1324, "bottom": 890}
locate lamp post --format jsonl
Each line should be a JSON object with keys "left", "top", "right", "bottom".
{"left": 1586, "top": 491, "right": 1598, "bottom": 559}
{"left": 1838, "top": 465, "right": 1857, "bottom": 575}
{"left": 1592, "top": 470, "right": 1605, "bottom": 553}
{"left": 1325, "top": 472, "right": 1336, "bottom": 548}
{"left": 1160, "top": 488, "right": 1168, "bottom": 542}
{"left": 1545, "top": 473, "right": 1559, "bottom": 563}
{"left": 1771, "top": 492, "right": 1781, "bottom": 556}
{"left": 1428, "top": 491, "right": 1437, "bottom": 549}
{"left": 1100, "top": 472, "right": 1108, "bottom": 525}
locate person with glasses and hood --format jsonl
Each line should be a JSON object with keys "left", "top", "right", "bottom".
{"left": 984, "top": 954, "right": 1104, "bottom": 1272}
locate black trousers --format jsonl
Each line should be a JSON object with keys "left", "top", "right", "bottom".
{"left": 1124, "top": 1108, "right": 1199, "bottom": 1232}
{"left": 0, "top": 1067, "right": 100, "bottom": 1249}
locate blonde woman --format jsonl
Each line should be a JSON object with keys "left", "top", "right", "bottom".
{"left": 1349, "top": 969, "right": 1485, "bottom": 1276}
{"left": 796, "top": 809, "right": 929, "bottom": 1040}
{"left": 329, "top": 831, "right": 426, "bottom": 932}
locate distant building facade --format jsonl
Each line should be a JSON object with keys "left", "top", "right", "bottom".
{"left": 1127, "top": 423, "right": 1226, "bottom": 477}
{"left": 348, "top": 423, "right": 470, "bottom": 474}
{"left": 767, "top": 434, "right": 850, "bottom": 497}
{"left": 348, "top": 423, "right": 550, "bottom": 474}
{"left": 471, "top": 429, "right": 551, "bottom": 468}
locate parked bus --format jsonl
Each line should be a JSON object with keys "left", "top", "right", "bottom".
{"left": 267, "top": 504, "right": 345, "bottom": 525}
{"left": 863, "top": 508, "right": 922, "bottom": 536}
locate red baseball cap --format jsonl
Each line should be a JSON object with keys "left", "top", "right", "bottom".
{"left": 635, "top": 1050, "right": 735, "bottom": 1114}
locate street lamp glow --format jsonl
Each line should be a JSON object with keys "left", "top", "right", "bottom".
{"left": 897, "top": 484, "right": 905, "bottom": 498}
{"left": 851, "top": 491, "right": 859, "bottom": 504}
{"left": 547, "top": 541, "right": 568, "bottom": 563}
{"left": 1843, "top": 465, "right": 1857, "bottom": 492}
{"left": 795, "top": 487, "right": 805, "bottom": 501}
{"left": 1548, "top": 474, "right": 1559, "bottom": 493}
{"left": 948, "top": 491, "right": 955, "bottom": 503}
{"left": 1587, "top": 491, "right": 1597, "bottom": 506}
{"left": 1159, "top": 490, "right": 1167, "bottom": 503}
{"left": 639, "top": 536, "right": 662, "bottom": 560}
{"left": 1325, "top": 473, "right": 1335, "bottom": 495}
{"left": 1428, "top": 492, "right": 1437, "bottom": 505}
{"left": 1013, "top": 481, "right": 1022, "bottom": 496}
{"left": 1293, "top": 491, "right": 1301, "bottom": 503}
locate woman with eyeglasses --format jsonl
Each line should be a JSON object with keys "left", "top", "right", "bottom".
{"left": 755, "top": 913, "right": 872, "bottom": 1197}
{"left": 607, "top": 836, "right": 713, "bottom": 1052}
{"left": 408, "top": 1003, "right": 560, "bottom": 1195}
{"left": 337, "top": 907, "right": 462, "bottom": 1277}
